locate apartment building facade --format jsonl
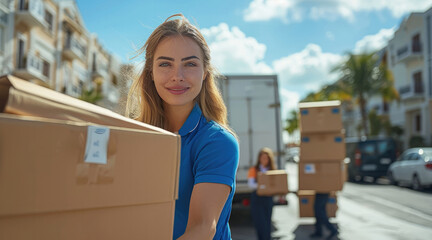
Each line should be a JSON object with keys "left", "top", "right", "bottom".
{"left": 385, "top": 9, "right": 432, "bottom": 148}
{"left": 0, "top": 0, "right": 15, "bottom": 75}
{"left": 0, "top": 0, "right": 122, "bottom": 110}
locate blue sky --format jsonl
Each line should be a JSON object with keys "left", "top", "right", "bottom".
{"left": 75, "top": 0, "right": 432, "bottom": 119}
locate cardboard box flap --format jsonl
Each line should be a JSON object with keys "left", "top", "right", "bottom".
{"left": 298, "top": 100, "right": 341, "bottom": 109}
{"left": 0, "top": 114, "right": 180, "bottom": 216}
{"left": 0, "top": 75, "right": 172, "bottom": 135}
{"left": 263, "top": 170, "right": 287, "bottom": 175}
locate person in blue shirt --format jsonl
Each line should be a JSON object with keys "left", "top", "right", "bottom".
{"left": 126, "top": 13, "right": 239, "bottom": 240}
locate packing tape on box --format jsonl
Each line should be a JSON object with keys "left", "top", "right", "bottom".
{"left": 76, "top": 125, "right": 116, "bottom": 185}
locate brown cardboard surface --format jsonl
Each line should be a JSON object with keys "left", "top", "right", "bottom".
{"left": 298, "top": 190, "right": 338, "bottom": 218}
{"left": 0, "top": 75, "right": 169, "bottom": 134}
{"left": 298, "top": 100, "right": 342, "bottom": 133}
{"left": 0, "top": 114, "right": 180, "bottom": 239}
{"left": 298, "top": 161, "right": 345, "bottom": 192}
{"left": 300, "top": 131, "right": 345, "bottom": 161}
{"left": 257, "top": 170, "right": 289, "bottom": 196}
{"left": 0, "top": 202, "right": 175, "bottom": 240}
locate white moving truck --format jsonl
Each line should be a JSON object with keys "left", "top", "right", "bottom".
{"left": 218, "top": 75, "right": 284, "bottom": 207}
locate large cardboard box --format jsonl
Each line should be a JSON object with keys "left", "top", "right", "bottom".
{"left": 298, "top": 161, "right": 345, "bottom": 192}
{"left": 298, "top": 190, "right": 338, "bottom": 218}
{"left": 0, "top": 75, "right": 164, "bottom": 132}
{"left": 299, "top": 100, "right": 343, "bottom": 133}
{"left": 257, "top": 170, "right": 289, "bottom": 196}
{"left": 300, "top": 131, "right": 346, "bottom": 161}
{"left": 0, "top": 114, "right": 180, "bottom": 240}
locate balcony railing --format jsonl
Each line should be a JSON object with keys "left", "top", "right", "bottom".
{"left": 63, "top": 36, "right": 86, "bottom": 60}
{"left": 16, "top": 0, "right": 47, "bottom": 29}
{"left": 92, "top": 62, "right": 109, "bottom": 80}
{"left": 396, "top": 42, "right": 423, "bottom": 63}
{"left": 398, "top": 81, "right": 424, "bottom": 100}
{"left": 14, "top": 53, "right": 49, "bottom": 82}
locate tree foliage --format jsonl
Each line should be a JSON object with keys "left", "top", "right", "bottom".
{"left": 79, "top": 88, "right": 104, "bottom": 104}
{"left": 331, "top": 52, "right": 398, "bottom": 136}
{"left": 284, "top": 110, "right": 299, "bottom": 135}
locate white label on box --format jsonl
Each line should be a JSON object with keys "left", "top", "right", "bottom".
{"left": 84, "top": 126, "right": 110, "bottom": 164}
{"left": 304, "top": 164, "right": 316, "bottom": 174}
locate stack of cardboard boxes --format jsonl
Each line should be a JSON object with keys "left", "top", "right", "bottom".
{"left": 297, "top": 100, "right": 346, "bottom": 218}
{"left": 0, "top": 75, "right": 180, "bottom": 239}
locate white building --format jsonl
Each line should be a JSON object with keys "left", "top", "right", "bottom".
{"left": 385, "top": 9, "right": 431, "bottom": 148}
{"left": 0, "top": 0, "right": 122, "bottom": 111}
{"left": 0, "top": 0, "right": 15, "bottom": 75}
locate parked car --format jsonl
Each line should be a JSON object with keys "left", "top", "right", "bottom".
{"left": 387, "top": 148, "right": 432, "bottom": 190}
{"left": 346, "top": 137, "right": 400, "bottom": 182}
{"left": 285, "top": 147, "right": 299, "bottom": 163}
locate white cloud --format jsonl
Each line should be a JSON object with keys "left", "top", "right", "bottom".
{"left": 244, "top": 0, "right": 432, "bottom": 23}
{"left": 202, "top": 24, "right": 347, "bottom": 119}
{"left": 280, "top": 88, "right": 300, "bottom": 119}
{"left": 353, "top": 27, "right": 396, "bottom": 53}
{"left": 273, "top": 44, "right": 343, "bottom": 96}
{"left": 243, "top": 0, "right": 300, "bottom": 23}
{"left": 201, "top": 23, "right": 273, "bottom": 74}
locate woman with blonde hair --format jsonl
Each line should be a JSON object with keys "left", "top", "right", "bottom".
{"left": 127, "top": 14, "right": 239, "bottom": 240}
{"left": 248, "top": 147, "right": 277, "bottom": 240}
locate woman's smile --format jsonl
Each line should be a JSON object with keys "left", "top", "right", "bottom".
{"left": 166, "top": 86, "right": 191, "bottom": 95}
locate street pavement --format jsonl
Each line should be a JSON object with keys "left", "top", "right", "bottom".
{"left": 230, "top": 162, "right": 432, "bottom": 240}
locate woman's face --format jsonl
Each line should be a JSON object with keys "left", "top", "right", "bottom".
{"left": 259, "top": 153, "right": 270, "bottom": 167}
{"left": 152, "top": 35, "right": 206, "bottom": 110}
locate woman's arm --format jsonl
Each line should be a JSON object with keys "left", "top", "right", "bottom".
{"left": 177, "top": 182, "right": 230, "bottom": 240}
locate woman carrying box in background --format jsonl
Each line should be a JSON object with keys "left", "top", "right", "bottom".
{"left": 248, "top": 147, "right": 277, "bottom": 240}
{"left": 126, "top": 14, "right": 239, "bottom": 240}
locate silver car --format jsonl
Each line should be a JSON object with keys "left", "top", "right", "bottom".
{"left": 388, "top": 148, "right": 432, "bottom": 190}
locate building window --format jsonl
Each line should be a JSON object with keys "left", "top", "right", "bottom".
{"left": 383, "top": 101, "right": 389, "bottom": 113}
{"left": 92, "top": 52, "right": 97, "bottom": 72}
{"left": 415, "top": 114, "right": 421, "bottom": 132}
{"left": 112, "top": 74, "right": 118, "bottom": 86}
{"left": 17, "top": 39, "right": 25, "bottom": 69}
{"left": 44, "top": 10, "right": 53, "bottom": 32}
{"left": 0, "top": 27, "right": 3, "bottom": 52}
{"left": 42, "top": 59, "right": 50, "bottom": 78}
{"left": 0, "top": 7, "right": 7, "bottom": 25}
{"left": 412, "top": 33, "right": 421, "bottom": 53}
{"left": 19, "top": 0, "right": 26, "bottom": 10}
{"left": 413, "top": 71, "right": 423, "bottom": 94}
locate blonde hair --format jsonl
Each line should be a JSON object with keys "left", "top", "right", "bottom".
{"left": 126, "top": 14, "right": 234, "bottom": 136}
{"left": 255, "top": 147, "right": 277, "bottom": 171}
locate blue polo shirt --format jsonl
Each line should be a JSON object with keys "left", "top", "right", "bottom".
{"left": 173, "top": 103, "right": 239, "bottom": 240}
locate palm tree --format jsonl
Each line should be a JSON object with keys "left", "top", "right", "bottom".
{"left": 284, "top": 110, "right": 299, "bottom": 135}
{"left": 332, "top": 52, "right": 398, "bottom": 137}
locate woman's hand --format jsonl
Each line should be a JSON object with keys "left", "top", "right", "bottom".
{"left": 177, "top": 182, "right": 230, "bottom": 240}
